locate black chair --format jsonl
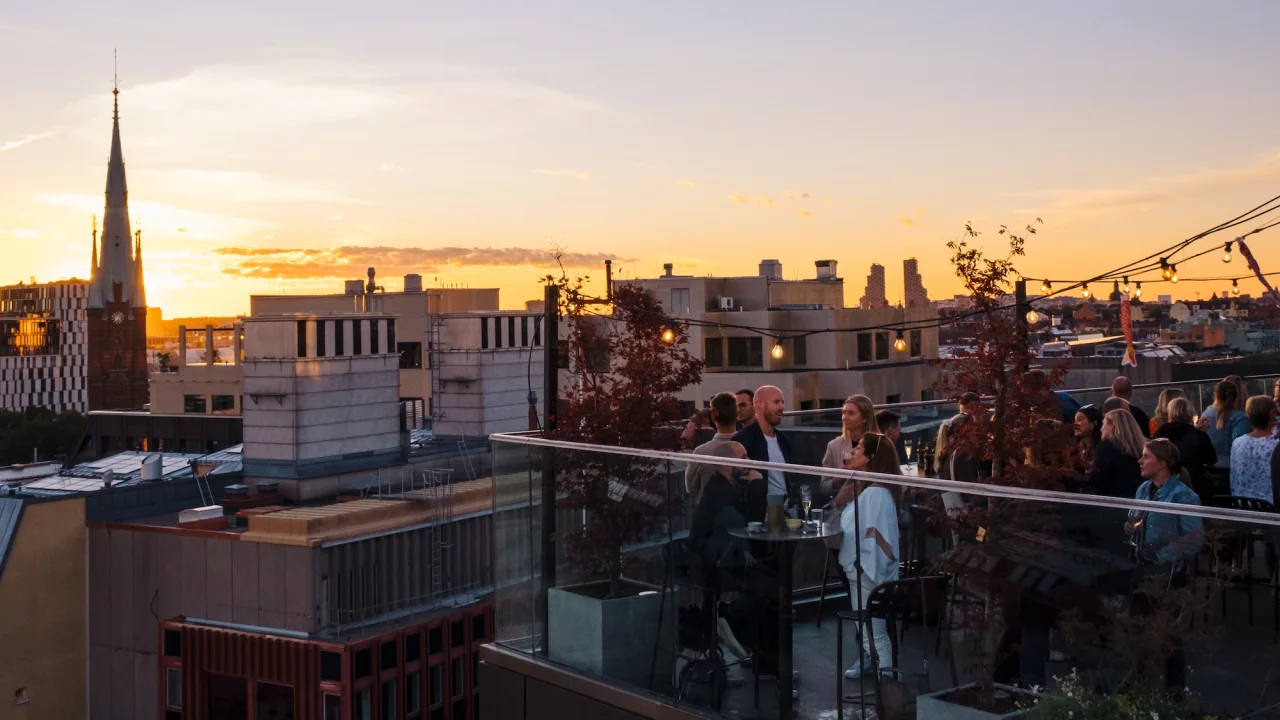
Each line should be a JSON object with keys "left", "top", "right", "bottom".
{"left": 1208, "top": 495, "right": 1279, "bottom": 640}
{"left": 816, "top": 548, "right": 852, "bottom": 628}
{"left": 836, "top": 574, "right": 952, "bottom": 720}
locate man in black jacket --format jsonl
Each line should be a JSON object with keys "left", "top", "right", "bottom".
{"left": 732, "top": 385, "right": 791, "bottom": 519}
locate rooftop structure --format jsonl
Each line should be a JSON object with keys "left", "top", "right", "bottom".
{"left": 0, "top": 279, "right": 89, "bottom": 412}
{"left": 859, "top": 263, "right": 889, "bottom": 310}
{"left": 904, "top": 257, "right": 929, "bottom": 308}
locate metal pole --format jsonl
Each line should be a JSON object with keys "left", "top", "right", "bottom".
{"left": 539, "top": 283, "right": 560, "bottom": 656}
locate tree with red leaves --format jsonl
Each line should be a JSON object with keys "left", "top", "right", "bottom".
{"left": 549, "top": 277, "right": 703, "bottom": 597}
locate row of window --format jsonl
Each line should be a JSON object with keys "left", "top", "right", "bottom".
{"left": 479, "top": 316, "right": 541, "bottom": 350}
{"left": 703, "top": 330, "right": 924, "bottom": 368}
{"left": 182, "top": 394, "right": 237, "bottom": 414}
{"left": 297, "top": 319, "right": 397, "bottom": 359}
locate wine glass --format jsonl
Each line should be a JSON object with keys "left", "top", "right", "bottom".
{"left": 800, "top": 485, "right": 813, "bottom": 524}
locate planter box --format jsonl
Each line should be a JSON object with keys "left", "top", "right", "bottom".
{"left": 917, "top": 683, "right": 1039, "bottom": 720}
{"left": 548, "top": 580, "right": 674, "bottom": 690}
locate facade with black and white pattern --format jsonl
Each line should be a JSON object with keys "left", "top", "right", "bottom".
{"left": 0, "top": 279, "right": 90, "bottom": 412}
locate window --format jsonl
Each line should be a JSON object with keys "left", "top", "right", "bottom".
{"left": 886, "top": 393, "right": 902, "bottom": 404}
{"left": 875, "top": 331, "right": 889, "bottom": 361}
{"left": 508, "top": 316, "right": 516, "bottom": 347}
{"left": 355, "top": 648, "right": 373, "bottom": 679}
{"left": 407, "top": 671, "right": 422, "bottom": 714}
{"left": 452, "top": 658, "right": 465, "bottom": 698}
{"left": 727, "top": 336, "right": 763, "bottom": 367}
{"left": 381, "top": 640, "right": 398, "bottom": 670}
{"left": 183, "top": 395, "right": 207, "bottom": 414}
{"left": 671, "top": 288, "right": 691, "bottom": 314}
{"left": 207, "top": 674, "right": 247, "bottom": 718}
{"left": 316, "top": 320, "right": 327, "bottom": 357}
{"left": 371, "top": 321, "right": 380, "bottom": 354}
{"left": 335, "top": 319, "right": 346, "bottom": 356}
{"left": 521, "top": 317, "right": 529, "bottom": 346}
{"left": 910, "top": 329, "right": 922, "bottom": 357}
{"left": 451, "top": 621, "right": 465, "bottom": 649}
{"left": 703, "top": 337, "right": 724, "bottom": 367}
{"left": 324, "top": 693, "right": 342, "bottom": 720}
{"left": 212, "top": 395, "right": 235, "bottom": 413}
{"left": 255, "top": 682, "right": 294, "bottom": 720}
{"left": 472, "top": 614, "right": 486, "bottom": 642}
{"left": 856, "top": 333, "right": 872, "bottom": 363}
{"left": 533, "top": 317, "right": 542, "bottom": 346}
{"left": 398, "top": 342, "right": 423, "bottom": 370}
{"left": 321, "top": 651, "right": 343, "bottom": 682}
{"left": 406, "top": 632, "right": 421, "bottom": 664}
{"left": 480, "top": 318, "right": 488, "bottom": 349}
{"left": 113, "top": 354, "right": 123, "bottom": 369}
{"left": 429, "top": 627, "right": 443, "bottom": 656}
{"left": 354, "top": 319, "right": 363, "bottom": 355}
{"left": 165, "top": 668, "right": 182, "bottom": 709}
{"left": 354, "top": 687, "right": 372, "bottom": 720}
{"left": 164, "top": 629, "right": 182, "bottom": 658}
{"left": 429, "top": 665, "right": 443, "bottom": 705}
{"left": 381, "top": 679, "right": 397, "bottom": 720}
{"left": 473, "top": 654, "right": 480, "bottom": 690}
{"left": 387, "top": 319, "right": 396, "bottom": 350}
{"left": 792, "top": 335, "right": 808, "bottom": 366}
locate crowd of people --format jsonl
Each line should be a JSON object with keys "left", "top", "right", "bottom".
{"left": 677, "top": 373, "right": 1280, "bottom": 690}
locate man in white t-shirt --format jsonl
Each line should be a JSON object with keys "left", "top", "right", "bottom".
{"left": 732, "top": 385, "right": 791, "bottom": 519}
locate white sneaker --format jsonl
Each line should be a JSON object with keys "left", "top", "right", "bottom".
{"left": 844, "top": 657, "right": 874, "bottom": 679}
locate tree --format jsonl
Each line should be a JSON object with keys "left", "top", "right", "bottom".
{"left": 933, "top": 220, "right": 1080, "bottom": 707}
{"left": 0, "top": 407, "right": 87, "bottom": 466}
{"left": 549, "top": 276, "right": 703, "bottom": 597}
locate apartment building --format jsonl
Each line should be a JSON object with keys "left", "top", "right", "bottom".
{"left": 0, "top": 279, "right": 89, "bottom": 412}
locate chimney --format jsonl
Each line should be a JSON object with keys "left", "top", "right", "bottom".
{"left": 140, "top": 454, "right": 163, "bottom": 482}
{"left": 663, "top": 263, "right": 674, "bottom": 278}
{"left": 815, "top": 259, "right": 838, "bottom": 281}
{"left": 403, "top": 274, "right": 423, "bottom": 293}
{"left": 759, "top": 259, "right": 783, "bottom": 281}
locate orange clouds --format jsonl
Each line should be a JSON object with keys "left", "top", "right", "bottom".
{"left": 215, "top": 245, "right": 628, "bottom": 280}
{"left": 730, "top": 194, "right": 775, "bottom": 207}
{"left": 898, "top": 217, "right": 915, "bottom": 226}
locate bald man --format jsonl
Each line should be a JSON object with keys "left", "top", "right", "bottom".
{"left": 732, "top": 385, "right": 792, "bottom": 517}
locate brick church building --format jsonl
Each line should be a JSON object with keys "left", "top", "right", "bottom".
{"left": 86, "top": 83, "right": 149, "bottom": 410}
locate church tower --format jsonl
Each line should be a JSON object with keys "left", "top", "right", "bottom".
{"left": 86, "top": 76, "right": 149, "bottom": 410}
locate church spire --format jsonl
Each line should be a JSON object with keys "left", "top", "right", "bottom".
{"left": 89, "top": 55, "right": 141, "bottom": 310}
{"left": 134, "top": 228, "right": 145, "bottom": 308}
{"left": 91, "top": 215, "right": 98, "bottom": 271}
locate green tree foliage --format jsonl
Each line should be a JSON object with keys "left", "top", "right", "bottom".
{"left": 0, "top": 407, "right": 87, "bottom": 466}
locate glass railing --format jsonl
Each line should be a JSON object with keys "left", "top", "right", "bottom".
{"left": 490, "top": 431, "right": 1280, "bottom": 719}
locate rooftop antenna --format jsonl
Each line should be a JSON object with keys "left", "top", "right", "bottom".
{"left": 112, "top": 49, "right": 119, "bottom": 120}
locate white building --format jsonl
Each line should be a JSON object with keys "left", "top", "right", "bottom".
{"left": 0, "top": 280, "right": 89, "bottom": 412}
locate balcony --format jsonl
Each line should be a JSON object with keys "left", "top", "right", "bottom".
{"left": 481, "top": 375, "right": 1280, "bottom": 719}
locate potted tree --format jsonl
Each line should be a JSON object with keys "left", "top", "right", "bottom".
{"left": 546, "top": 278, "right": 703, "bottom": 688}
{"left": 918, "top": 220, "right": 1079, "bottom": 718}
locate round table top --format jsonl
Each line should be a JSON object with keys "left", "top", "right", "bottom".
{"left": 728, "top": 521, "right": 841, "bottom": 542}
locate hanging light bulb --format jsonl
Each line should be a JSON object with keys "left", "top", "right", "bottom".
{"left": 893, "top": 331, "right": 907, "bottom": 352}
{"left": 1223, "top": 241, "right": 1234, "bottom": 263}
{"left": 1041, "top": 279, "right": 1051, "bottom": 294}
{"left": 771, "top": 342, "right": 785, "bottom": 360}
{"left": 1170, "top": 265, "right": 1179, "bottom": 283}
{"left": 1134, "top": 282, "right": 1143, "bottom": 298}
{"left": 1026, "top": 309, "right": 1040, "bottom": 324}
{"left": 1081, "top": 283, "right": 1091, "bottom": 299}
{"left": 1122, "top": 276, "right": 1130, "bottom": 294}
{"left": 1160, "top": 258, "right": 1172, "bottom": 280}
{"left": 1232, "top": 279, "right": 1240, "bottom": 296}
{"left": 660, "top": 327, "right": 676, "bottom": 344}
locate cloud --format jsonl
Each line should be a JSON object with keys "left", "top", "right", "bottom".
{"left": 135, "top": 169, "right": 361, "bottom": 204}
{"left": 13, "top": 229, "right": 39, "bottom": 239}
{"left": 0, "top": 131, "right": 55, "bottom": 153}
{"left": 898, "top": 217, "right": 915, "bottom": 227}
{"left": 1023, "top": 149, "right": 1280, "bottom": 216}
{"left": 915, "top": 208, "right": 926, "bottom": 216}
{"left": 677, "top": 179, "right": 696, "bottom": 188}
{"left": 215, "top": 245, "right": 633, "bottom": 280}
{"left": 785, "top": 191, "right": 812, "bottom": 201}
{"left": 535, "top": 168, "right": 592, "bottom": 181}
{"left": 796, "top": 210, "right": 814, "bottom": 219}
{"left": 39, "top": 193, "right": 269, "bottom": 241}
{"left": 729, "top": 194, "right": 775, "bottom": 207}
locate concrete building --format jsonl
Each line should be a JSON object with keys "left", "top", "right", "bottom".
{"left": 618, "top": 259, "right": 939, "bottom": 409}
{"left": 859, "top": 263, "right": 889, "bottom": 310}
{"left": 0, "top": 279, "right": 89, "bottom": 412}
{"left": 904, "top": 258, "right": 929, "bottom": 308}
{"left": 432, "top": 311, "right": 545, "bottom": 438}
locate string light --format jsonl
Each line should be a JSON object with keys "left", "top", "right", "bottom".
{"left": 1135, "top": 282, "right": 1142, "bottom": 298}
{"left": 1025, "top": 309, "right": 1040, "bottom": 324}
{"left": 1232, "top": 279, "right": 1240, "bottom": 296}
{"left": 660, "top": 327, "right": 675, "bottom": 344}
{"left": 1223, "top": 241, "right": 1234, "bottom": 263}
{"left": 1171, "top": 265, "right": 1179, "bottom": 283}
{"left": 1160, "top": 258, "right": 1173, "bottom": 280}
{"left": 893, "top": 331, "right": 907, "bottom": 352}
{"left": 1041, "top": 279, "right": 1051, "bottom": 293}
{"left": 771, "top": 342, "right": 784, "bottom": 360}
{"left": 1081, "top": 283, "right": 1091, "bottom": 299}
{"left": 1122, "top": 276, "right": 1130, "bottom": 294}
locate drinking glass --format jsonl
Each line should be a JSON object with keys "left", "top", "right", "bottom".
{"left": 800, "top": 485, "right": 813, "bottom": 523}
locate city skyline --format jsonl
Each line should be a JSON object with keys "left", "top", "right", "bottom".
{"left": 3, "top": 2, "right": 1280, "bottom": 317}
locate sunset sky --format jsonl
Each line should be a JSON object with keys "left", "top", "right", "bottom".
{"left": 3, "top": 1, "right": 1279, "bottom": 317}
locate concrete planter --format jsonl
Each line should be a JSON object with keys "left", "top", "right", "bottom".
{"left": 548, "top": 580, "right": 674, "bottom": 689}
{"left": 916, "top": 683, "right": 1038, "bottom": 720}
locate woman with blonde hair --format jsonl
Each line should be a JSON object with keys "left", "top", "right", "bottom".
{"left": 820, "top": 394, "right": 878, "bottom": 497}
{"left": 1149, "top": 388, "right": 1186, "bottom": 436}
{"left": 1086, "top": 409, "right": 1145, "bottom": 498}
{"left": 832, "top": 432, "right": 902, "bottom": 678}
{"left": 1198, "top": 380, "right": 1250, "bottom": 467}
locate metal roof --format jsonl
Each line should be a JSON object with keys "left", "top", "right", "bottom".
{"left": 18, "top": 445, "right": 244, "bottom": 497}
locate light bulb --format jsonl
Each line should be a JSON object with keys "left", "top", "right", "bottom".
{"left": 1026, "top": 309, "right": 1039, "bottom": 324}
{"left": 1232, "top": 280, "right": 1240, "bottom": 296}
{"left": 893, "top": 332, "right": 907, "bottom": 352}
{"left": 1160, "top": 258, "right": 1172, "bottom": 280}
{"left": 1223, "top": 242, "right": 1233, "bottom": 263}
{"left": 1171, "top": 266, "right": 1179, "bottom": 283}
{"left": 661, "top": 328, "right": 675, "bottom": 344}
{"left": 771, "top": 342, "right": 784, "bottom": 360}
{"left": 1135, "top": 282, "right": 1142, "bottom": 298}
{"left": 1041, "top": 280, "right": 1051, "bottom": 294}
{"left": 1122, "top": 277, "right": 1130, "bottom": 294}
{"left": 1082, "top": 284, "right": 1091, "bottom": 299}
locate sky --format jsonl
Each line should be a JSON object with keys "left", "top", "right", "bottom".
{"left": 2, "top": 1, "right": 1280, "bottom": 317}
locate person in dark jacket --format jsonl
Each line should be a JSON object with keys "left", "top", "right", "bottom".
{"left": 1154, "top": 397, "right": 1218, "bottom": 502}
{"left": 1111, "top": 376, "right": 1151, "bottom": 438}
{"left": 732, "top": 385, "right": 792, "bottom": 520}
{"left": 1089, "top": 409, "right": 1145, "bottom": 499}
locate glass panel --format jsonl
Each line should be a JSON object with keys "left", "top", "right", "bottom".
{"left": 451, "top": 658, "right": 464, "bottom": 698}
{"left": 165, "top": 668, "right": 182, "bottom": 709}
{"left": 406, "top": 671, "right": 421, "bottom": 713}
{"left": 206, "top": 674, "right": 246, "bottom": 718}
{"left": 323, "top": 693, "right": 341, "bottom": 720}
{"left": 353, "top": 687, "right": 372, "bottom": 720}
{"left": 255, "top": 682, "right": 294, "bottom": 720}
{"left": 381, "top": 679, "right": 397, "bottom": 720}
{"left": 428, "top": 665, "right": 442, "bottom": 707}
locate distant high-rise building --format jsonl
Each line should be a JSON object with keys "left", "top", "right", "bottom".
{"left": 904, "top": 258, "right": 929, "bottom": 308}
{"left": 860, "top": 264, "right": 889, "bottom": 310}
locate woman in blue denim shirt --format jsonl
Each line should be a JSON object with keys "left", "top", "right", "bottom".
{"left": 1126, "top": 438, "right": 1204, "bottom": 565}
{"left": 1197, "top": 380, "right": 1250, "bottom": 468}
